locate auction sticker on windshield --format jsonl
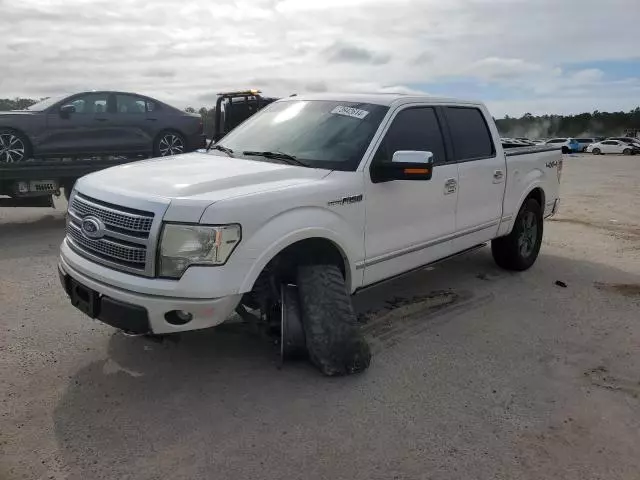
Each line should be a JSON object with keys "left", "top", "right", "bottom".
{"left": 331, "top": 106, "right": 370, "bottom": 120}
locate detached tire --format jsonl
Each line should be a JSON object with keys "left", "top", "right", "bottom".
{"left": 296, "top": 264, "right": 371, "bottom": 376}
{"left": 492, "top": 198, "right": 543, "bottom": 271}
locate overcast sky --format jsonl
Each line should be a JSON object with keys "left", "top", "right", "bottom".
{"left": 1, "top": 0, "right": 639, "bottom": 117}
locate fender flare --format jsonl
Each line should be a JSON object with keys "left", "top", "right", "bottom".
{"left": 500, "top": 177, "right": 546, "bottom": 236}
{"left": 237, "top": 208, "right": 361, "bottom": 293}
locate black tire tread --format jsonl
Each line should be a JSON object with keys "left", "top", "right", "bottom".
{"left": 492, "top": 198, "right": 543, "bottom": 271}
{"left": 296, "top": 264, "right": 371, "bottom": 376}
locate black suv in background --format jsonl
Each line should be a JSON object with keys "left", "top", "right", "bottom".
{"left": 0, "top": 91, "right": 205, "bottom": 163}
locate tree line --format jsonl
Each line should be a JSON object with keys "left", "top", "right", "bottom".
{"left": 3, "top": 97, "right": 640, "bottom": 139}
{"left": 495, "top": 108, "right": 640, "bottom": 139}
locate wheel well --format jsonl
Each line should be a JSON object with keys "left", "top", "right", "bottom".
{"left": 526, "top": 187, "right": 545, "bottom": 210}
{"left": 154, "top": 128, "right": 186, "bottom": 144}
{"left": 244, "top": 238, "right": 349, "bottom": 309}
{"left": 269, "top": 238, "right": 347, "bottom": 282}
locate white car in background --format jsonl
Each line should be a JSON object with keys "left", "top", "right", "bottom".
{"left": 575, "top": 138, "right": 596, "bottom": 152}
{"left": 586, "top": 140, "right": 638, "bottom": 155}
{"left": 545, "top": 138, "right": 580, "bottom": 154}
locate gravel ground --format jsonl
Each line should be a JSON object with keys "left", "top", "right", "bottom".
{"left": 1, "top": 153, "right": 639, "bottom": 480}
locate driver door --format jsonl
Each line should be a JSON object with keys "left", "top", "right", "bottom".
{"left": 363, "top": 105, "right": 458, "bottom": 286}
{"left": 42, "top": 92, "right": 114, "bottom": 156}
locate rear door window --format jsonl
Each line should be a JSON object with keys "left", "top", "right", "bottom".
{"left": 443, "top": 107, "right": 495, "bottom": 161}
{"left": 373, "top": 107, "right": 446, "bottom": 164}
{"left": 116, "top": 94, "right": 148, "bottom": 114}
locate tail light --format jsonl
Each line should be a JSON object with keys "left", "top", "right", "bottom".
{"left": 557, "top": 158, "right": 563, "bottom": 183}
{"left": 198, "top": 119, "right": 204, "bottom": 135}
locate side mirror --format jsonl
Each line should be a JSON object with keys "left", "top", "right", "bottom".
{"left": 60, "top": 104, "right": 76, "bottom": 118}
{"left": 370, "top": 150, "right": 434, "bottom": 184}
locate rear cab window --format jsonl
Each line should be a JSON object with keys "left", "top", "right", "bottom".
{"left": 443, "top": 106, "right": 495, "bottom": 161}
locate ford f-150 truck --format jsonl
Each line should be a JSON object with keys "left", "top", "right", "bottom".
{"left": 58, "top": 93, "right": 562, "bottom": 376}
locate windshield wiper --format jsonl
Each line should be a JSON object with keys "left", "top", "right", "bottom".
{"left": 207, "top": 143, "right": 234, "bottom": 157}
{"left": 242, "top": 150, "right": 307, "bottom": 167}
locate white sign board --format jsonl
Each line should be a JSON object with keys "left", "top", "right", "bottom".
{"left": 331, "top": 106, "right": 370, "bottom": 120}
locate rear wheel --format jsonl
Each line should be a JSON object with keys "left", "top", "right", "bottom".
{"left": 492, "top": 198, "right": 543, "bottom": 271}
{"left": 154, "top": 131, "right": 186, "bottom": 157}
{"left": 561, "top": 146, "right": 569, "bottom": 154}
{"left": 296, "top": 264, "right": 371, "bottom": 376}
{"left": 623, "top": 148, "right": 631, "bottom": 155}
{"left": 0, "top": 129, "right": 31, "bottom": 163}
{"left": 592, "top": 148, "right": 601, "bottom": 155}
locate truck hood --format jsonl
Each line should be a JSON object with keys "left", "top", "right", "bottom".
{"left": 78, "top": 151, "right": 331, "bottom": 202}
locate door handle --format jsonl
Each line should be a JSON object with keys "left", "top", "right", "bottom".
{"left": 444, "top": 178, "right": 457, "bottom": 195}
{"left": 95, "top": 118, "right": 108, "bottom": 122}
{"left": 146, "top": 118, "right": 158, "bottom": 121}
{"left": 493, "top": 170, "right": 504, "bottom": 183}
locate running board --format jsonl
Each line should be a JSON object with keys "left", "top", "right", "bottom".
{"left": 355, "top": 243, "right": 487, "bottom": 294}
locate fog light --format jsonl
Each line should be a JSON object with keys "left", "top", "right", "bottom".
{"left": 165, "top": 310, "right": 193, "bottom": 325}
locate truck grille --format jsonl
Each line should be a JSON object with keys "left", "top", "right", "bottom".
{"left": 66, "top": 193, "right": 157, "bottom": 275}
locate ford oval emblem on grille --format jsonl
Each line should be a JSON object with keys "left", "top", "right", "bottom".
{"left": 81, "top": 216, "right": 105, "bottom": 239}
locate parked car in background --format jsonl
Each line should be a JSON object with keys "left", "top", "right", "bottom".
{"left": 545, "top": 138, "right": 580, "bottom": 154}
{"left": 501, "top": 137, "right": 535, "bottom": 148}
{"left": 575, "top": 138, "right": 596, "bottom": 152}
{"left": 0, "top": 91, "right": 205, "bottom": 163}
{"left": 586, "top": 140, "right": 638, "bottom": 155}
{"left": 608, "top": 137, "right": 640, "bottom": 149}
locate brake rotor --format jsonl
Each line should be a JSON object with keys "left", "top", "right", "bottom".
{"left": 280, "top": 284, "right": 307, "bottom": 361}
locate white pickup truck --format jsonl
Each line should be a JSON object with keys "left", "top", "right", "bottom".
{"left": 58, "top": 93, "right": 561, "bottom": 375}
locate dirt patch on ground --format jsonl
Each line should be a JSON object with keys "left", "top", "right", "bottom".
{"left": 594, "top": 282, "right": 640, "bottom": 298}
{"left": 584, "top": 366, "right": 640, "bottom": 399}
{"left": 357, "top": 290, "right": 459, "bottom": 326}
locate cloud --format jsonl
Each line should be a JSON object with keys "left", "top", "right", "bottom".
{"left": 323, "top": 42, "right": 391, "bottom": 65}
{"left": 465, "top": 57, "right": 544, "bottom": 80}
{"left": 142, "top": 68, "right": 177, "bottom": 79}
{"left": 0, "top": 0, "right": 638, "bottom": 116}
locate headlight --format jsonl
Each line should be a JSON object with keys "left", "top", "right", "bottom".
{"left": 159, "top": 223, "right": 241, "bottom": 278}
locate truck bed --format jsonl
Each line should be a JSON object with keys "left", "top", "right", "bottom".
{"left": 504, "top": 145, "right": 561, "bottom": 157}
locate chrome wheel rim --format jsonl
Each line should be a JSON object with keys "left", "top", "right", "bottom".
{"left": 158, "top": 134, "right": 184, "bottom": 156}
{"left": 0, "top": 133, "right": 26, "bottom": 163}
{"left": 517, "top": 211, "right": 538, "bottom": 258}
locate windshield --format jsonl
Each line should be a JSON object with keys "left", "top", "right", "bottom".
{"left": 217, "top": 100, "right": 389, "bottom": 171}
{"left": 26, "top": 95, "right": 67, "bottom": 111}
